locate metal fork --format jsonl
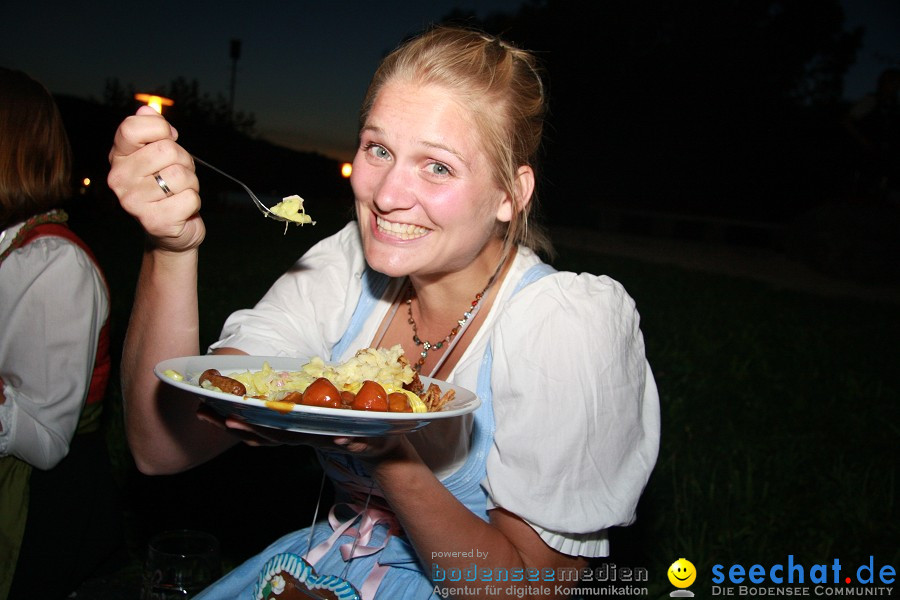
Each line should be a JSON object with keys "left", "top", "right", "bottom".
{"left": 192, "top": 156, "right": 293, "bottom": 223}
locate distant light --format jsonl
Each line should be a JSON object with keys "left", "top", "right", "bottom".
{"left": 341, "top": 163, "right": 352, "bottom": 178}
{"left": 134, "top": 93, "right": 174, "bottom": 114}
{"left": 82, "top": 177, "right": 91, "bottom": 187}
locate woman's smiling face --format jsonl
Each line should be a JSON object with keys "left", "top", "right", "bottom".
{"left": 350, "top": 81, "right": 510, "bottom": 279}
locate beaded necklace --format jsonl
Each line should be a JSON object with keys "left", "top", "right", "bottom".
{"left": 0, "top": 209, "right": 68, "bottom": 265}
{"left": 405, "top": 281, "right": 491, "bottom": 374}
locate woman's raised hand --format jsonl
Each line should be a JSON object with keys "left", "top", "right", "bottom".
{"left": 107, "top": 106, "right": 206, "bottom": 253}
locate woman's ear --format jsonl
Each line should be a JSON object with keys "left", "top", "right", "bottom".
{"left": 496, "top": 165, "right": 535, "bottom": 223}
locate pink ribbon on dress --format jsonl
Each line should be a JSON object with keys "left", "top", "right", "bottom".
{"left": 304, "top": 501, "right": 402, "bottom": 600}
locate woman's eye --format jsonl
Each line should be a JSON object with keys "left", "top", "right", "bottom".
{"left": 428, "top": 162, "right": 450, "bottom": 176}
{"left": 365, "top": 144, "right": 391, "bottom": 160}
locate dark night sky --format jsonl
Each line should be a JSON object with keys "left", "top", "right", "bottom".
{"left": 841, "top": 0, "right": 900, "bottom": 96}
{"left": 2, "top": 0, "right": 524, "bottom": 162}
{"left": 2, "top": 0, "right": 898, "bottom": 163}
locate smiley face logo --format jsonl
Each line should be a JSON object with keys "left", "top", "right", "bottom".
{"left": 668, "top": 558, "right": 696, "bottom": 588}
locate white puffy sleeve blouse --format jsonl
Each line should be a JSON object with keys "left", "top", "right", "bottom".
{"left": 0, "top": 225, "right": 109, "bottom": 470}
{"left": 481, "top": 266, "right": 660, "bottom": 556}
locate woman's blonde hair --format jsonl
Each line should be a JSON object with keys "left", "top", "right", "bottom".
{"left": 0, "top": 68, "right": 72, "bottom": 229}
{"left": 359, "top": 26, "right": 553, "bottom": 257}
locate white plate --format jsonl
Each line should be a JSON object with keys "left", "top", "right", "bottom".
{"left": 154, "top": 355, "right": 480, "bottom": 437}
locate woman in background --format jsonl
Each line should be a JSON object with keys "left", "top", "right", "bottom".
{"left": 0, "top": 67, "right": 122, "bottom": 600}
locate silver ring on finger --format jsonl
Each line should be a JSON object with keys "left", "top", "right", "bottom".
{"left": 154, "top": 172, "right": 174, "bottom": 197}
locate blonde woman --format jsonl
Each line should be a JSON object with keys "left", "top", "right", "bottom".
{"left": 108, "top": 26, "right": 660, "bottom": 599}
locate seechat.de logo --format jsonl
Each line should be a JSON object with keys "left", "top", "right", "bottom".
{"left": 710, "top": 555, "right": 896, "bottom": 596}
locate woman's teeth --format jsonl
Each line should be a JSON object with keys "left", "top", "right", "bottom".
{"left": 376, "top": 216, "right": 429, "bottom": 240}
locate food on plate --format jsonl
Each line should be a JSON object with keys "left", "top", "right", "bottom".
{"left": 299, "top": 377, "right": 342, "bottom": 408}
{"left": 351, "top": 380, "right": 390, "bottom": 411}
{"left": 188, "top": 345, "right": 454, "bottom": 413}
{"left": 268, "top": 194, "right": 315, "bottom": 226}
{"left": 162, "top": 368, "right": 184, "bottom": 382}
{"left": 199, "top": 368, "right": 247, "bottom": 396}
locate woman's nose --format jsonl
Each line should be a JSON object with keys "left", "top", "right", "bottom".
{"left": 371, "top": 164, "right": 417, "bottom": 213}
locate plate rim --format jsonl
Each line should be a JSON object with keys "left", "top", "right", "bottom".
{"left": 153, "top": 354, "right": 481, "bottom": 422}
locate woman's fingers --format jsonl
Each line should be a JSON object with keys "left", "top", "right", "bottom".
{"left": 109, "top": 138, "right": 194, "bottom": 198}
{"left": 108, "top": 107, "right": 192, "bottom": 200}
{"left": 109, "top": 107, "right": 178, "bottom": 159}
{"left": 216, "top": 417, "right": 389, "bottom": 453}
{"left": 333, "top": 435, "right": 404, "bottom": 458}
{"left": 333, "top": 437, "right": 372, "bottom": 453}
{"left": 107, "top": 109, "right": 206, "bottom": 251}
{"left": 114, "top": 166, "right": 202, "bottom": 245}
{"left": 198, "top": 406, "right": 405, "bottom": 456}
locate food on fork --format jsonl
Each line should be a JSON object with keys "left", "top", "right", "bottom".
{"left": 268, "top": 195, "right": 315, "bottom": 225}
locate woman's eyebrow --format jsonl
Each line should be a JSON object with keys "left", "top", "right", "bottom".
{"left": 359, "top": 124, "right": 384, "bottom": 137}
{"left": 422, "top": 140, "right": 469, "bottom": 167}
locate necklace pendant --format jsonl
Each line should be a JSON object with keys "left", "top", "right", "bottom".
{"left": 404, "top": 274, "right": 494, "bottom": 377}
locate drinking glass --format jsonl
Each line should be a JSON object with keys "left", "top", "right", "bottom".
{"left": 141, "top": 529, "right": 222, "bottom": 599}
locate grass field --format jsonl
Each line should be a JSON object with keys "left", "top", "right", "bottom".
{"left": 67, "top": 193, "right": 899, "bottom": 597}
{"left": 556, "top": 245, "right": 899, "bottom": 593}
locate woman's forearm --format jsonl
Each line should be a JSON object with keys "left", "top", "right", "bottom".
{"left": 373, "top": 441, "right": 585, "bottom": 599}
{"left": 122, "top": 247, "right": 236, "bottom": 474}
